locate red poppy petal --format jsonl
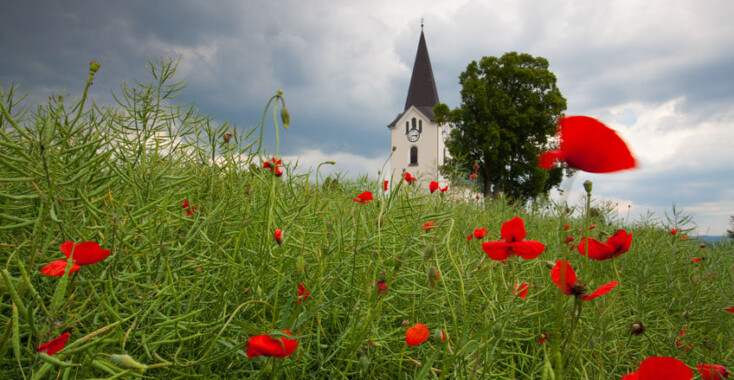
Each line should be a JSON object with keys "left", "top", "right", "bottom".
{"left": 558, "top": 116, "right": 637, "bottom": 173}
{"left": 246, "top": 331, "right": 297, "bottom": 358}
{"left": 474, "top": 227, "right": 487, "bottom": 239}
{"left": 606, "top": 230, "right": 633, "bottom": 257}
{"left": 514, "top": 283, "right": 529, "bottom": 298}
{"left": 578, "top": 238, "right": 615, "bottom": 261}
{"left": 41, "top": 260, "right": 81, "bottom": 277}
{"left": 60, "top": 241, "right": 74, "bottom": 257}
{"left": 538, "top": 150, "right": 565, "bottom": 169}
{"left": 429, "top": 181, "right": 439, "bottom": 193}
{"left": 405, "top": 323, "right": 430, "bottom": 346}
{"left": 550, "top": 260, "right": 577, "bottom": 295}
{"left": 698, "top": 364, "right": 729, "bottom": 380}
{"left": 64, "top": 241, "right": 110, "bottom": 265}
{"left": 582, "top": 281, "right": 618, "bottom": 301}
{"left": 37, "top": 333, "right": 70, "bottom": 356}
{"left": 637, "top": 356, "right": 692, "bottom": 380}
{"left": 500, "top": 217, "right": 526, "bottom": 242}
{"left": 481, "top": 241, "right": 512, "bottom": 261}
{"left": 511, "top": 240, "right": 545, "bottom": 259}
{"left": 621, "top": 373, "right": 640, "bottom": 380}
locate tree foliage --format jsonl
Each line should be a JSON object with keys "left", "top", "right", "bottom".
{"left": 727, "top": 215, "right": 734, "bottom": 239}
{"left": 435, "top": 52, "right": 567, "bottom": 200}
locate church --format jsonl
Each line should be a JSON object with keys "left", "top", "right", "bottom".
{"left": 387, "top": 26, "right": 450, "bottom": 190}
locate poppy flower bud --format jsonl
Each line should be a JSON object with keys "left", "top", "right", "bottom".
{"left": 423, "top": 244, "right": 435, "bottom": 262}
{"left": 392, "top": 146, "right": 397, "bottom": 152}
{"left": 629, "top": 321, "right": 645, "bottom": 336}
{"left": 41, "top": 117, "right": 55, "bottom": 149}
{"left": 223, "top": 132, "right": 232, "bottom": 143}
{"left": 89, "top": 60, "right": 100, "bottom": 73}
{"left": 296, "top": 256, "right": 305, "bottom": 274}
{"left": 280, "top": 107, "right": 290, "bottom": 129}
{"left": 110, "top": 354, "right": 147, "bottom": 372}
{"left": 277, "top": 90, "right": 283, "bottom": 96}
{"left": 473, "top": 163, "right": 480, "bottom": 172}
{"left": 545, "top": 261, "right": 556, "bottom": 269}
{"left": 583, "top": 180, "right": 593, "bottom": 194}
{"left": 433, "top": 329, "right": 446, "bottom": 344}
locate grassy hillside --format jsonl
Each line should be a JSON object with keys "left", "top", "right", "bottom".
{"left": 1, "top": 59, "right": 731, "bottom": 379}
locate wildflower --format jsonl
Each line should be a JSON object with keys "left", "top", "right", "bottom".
{"left": 405, "top": 323, "right": 430, "bottom": 346}
{"left": 473, "top": 163, "right": 481, "bottom": 172}
{"left": 671, "top": 228, "right": 678, "bottom": 235}
{"left": 383, "top": 180, "right": 389, "bottom": 191}
{"left": 588, "top": 225, "right": 596, "bottom": 230}
{"left": 475, "top": 194, "right": 480, "bottom": 199}
{"left": 538, "top": 333, "right": 548, "bottom": 344}
{"left": 440, "top": 185, "right": 448, "bottom": 193}
{"left": 470, "top": 173, "right": 477, "bottom": 180}
{"left": 577, "top": 229, "right": 632, "bottom": 261}
{"left": 698, "top": 364, "right": 729, "bottom": 380}
{"left": 60, "top": 241, "right": 111, "bottom": 265}
{"left": 182, "top": 199, "right": 195, "bottom": 217}
{"left": 538, "top": 116, "right": 637, "bottom": 173}
{"left": 404, "top": 172, "right": 417, "bottom": 184}
{"left": 246, "top": 330, "right": 298, "bottom": 358}
{"left": 422, "top": 221, "right": 435, "bottom": 232}
{"left": 353, "top": 191, "right": 374, "bottom": 204}
{"left": 263, "top": 157, "right": 284, "bottom": 177}
{"left": 429, "top": 181, "right": 439, "bottom": 193}
{"left": 274, "top": 229, "right": 283, "bottom": 245}
{"left": 622, "top": 356, "right": 693, "bottom": 380}
{"left": 297, "top": 283, "right": 310, "bottom": 304}
{"left": 481, "top": 217, "right": 545, "bottom": 261}
{"left": 565, "top": 236, "right": 575, "bottom": 244}
{"left": 681, "top": 235, "right": 688, "bottom": 240}
{"left": 513, "top": 283, "right": 529, "bottom": 298}
{"left": 563, "top": 224, "right": 570, "bottom": 230}
{"left": 676, "top": 329, "right": 692, "bottom": 350}
{"left": 473, "top": 227, "right": 488, "bottom": 240}
{"left": 550, "top": 260, "right": 617, "bottom": 300}
{"left": 630, "top": 321, "right": 646, "bottom": 336}
{"left": 374, "top": 280, "right": 387, "bottom": 296}
{"left": 37, "top": 332, "right": 70, "bottom": 356}
{"left": 725, "top": 306, "right": 734, "bottom": 313}
{"left": 223, "top": 132, "right": 232, "bottom": 143}
{"left": 690, "top": 257, "right": 702, "bottom": 264}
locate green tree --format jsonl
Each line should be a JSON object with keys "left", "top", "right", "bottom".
{"left": 727, "top": 215, "right": 734, "bottom": 239}
{"left": 435, "top": 52, "right": 566, "bottom": 200}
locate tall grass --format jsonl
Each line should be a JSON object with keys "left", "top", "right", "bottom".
{"left": 0, "top": 58, "right": 731, "bottom": 379}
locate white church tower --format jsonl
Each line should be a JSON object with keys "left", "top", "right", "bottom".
{"left": 387, "top": 25, "right": 450, "bottom": 189}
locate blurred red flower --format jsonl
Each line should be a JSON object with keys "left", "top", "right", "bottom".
{"left": 588, "top": 225, "right": 596, "bottom": 230}
{"left": 422, "top": 221, "right": 435, "bottom": 232}
{"left": 429, "top": 181, "right": 439, "bottom": 193}
{"left": 297, "top": 283, "right": 310, "bottom": 304}
{"left": 577, "top": 229, "right": 632, "bottom": 261}
{"left": 481, "top": 217, "right": 545, "bottom": 261}
{"left": 374, "top": 281, "right": 387, "bottom": 296}
{"left": 263, "top": 158, "right": 284, "bottom": 177}
{"left": 538, "top": 116, "right": 637, "bottom": 173}
{"left": 690, "top": 257, "right": 702, "bottom": 264}
{"left": 182, "top": 199, "right": 195, "bottom": 216}
{"left": 513, "top": 283, "right": 529, "bottom": 298}
{"left": 470, "top": 173, "right": 477, "bottom": 180}
{"left": 676, "top": 328, "right": 692, "bottom": 350}
{"left": 563, "top": 225, "right": 570, "bottom": 231}
{"left": 550, "top": 260, "right": 617, "bottom": 300}
{"left": 383, "top": 180, "right": 389, "bottom": 192}
{"left": 353, "top": 191, "right": 374, "bottom": 204}
{"left": 440, "top": 185, "right": 448, "bottom": 193}
{"left": 246, "top": 330, "right": 297, "bottom": 358}
{"left": 725, "top": 306, "right": 734, "bottom": 313}
{"left": 404, "top": 172, "right": 417, "bottom": 184}
{"left": 671, "top": 228, "right": 679, "bottom": 235}
{"left": 406, "top": 323, "right": 430, "bottom": 346}
{"left": 698, "top": 364, "right": 729, "bottom": 380}
{"left": 622, "top": 356, "right": 692, "bottom": 380}
{"left": 472, "top": 228, "right": 488, "bottom": 240}
{"left": 37, "top": 333, "right": 70, "bottom": 356}
{"left": 274, "top": 229, "right": 283, "bottom": 245}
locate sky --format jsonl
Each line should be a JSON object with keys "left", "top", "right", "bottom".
{"left": 1, "top": 0, "right": 733, "bottom": 235}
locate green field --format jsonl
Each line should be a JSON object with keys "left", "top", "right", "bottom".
{"left": 1, "top": 60, "right": 731, "bottom": 379}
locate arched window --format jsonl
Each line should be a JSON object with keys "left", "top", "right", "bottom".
{"left": 418, "top": 119, "right": 422, "bottom": 133}
{"left": 405, "top": 121, "right": 409, "bottom": 135}
{"left": 410, "top": 146, "right": 418, "bottom": 165}
{"left": 411, "top": 118, "right": 417, "bottom": 129}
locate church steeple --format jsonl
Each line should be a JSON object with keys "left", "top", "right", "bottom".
{"left": 403, "top": 29, "right": 439, "bottom": 120}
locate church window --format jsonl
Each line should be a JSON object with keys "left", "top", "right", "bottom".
{"left": 410, "top": 146, "right": 418, "bottom": 165}
{"left": 411, "top": 118, "right": 417, "bottom": 129}
{"left": 418, "top": 119, "right": 422, "bottom": 133}
{"left": 405, "top": 121, "right": 409, "bottom": 135}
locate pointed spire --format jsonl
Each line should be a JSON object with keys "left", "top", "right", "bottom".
{"left": 404, "top": 27, "right": 439, "bottom": 120}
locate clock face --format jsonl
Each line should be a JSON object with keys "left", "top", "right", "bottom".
{"left": 408, "top": 129, "right": 420, "bottom": 142}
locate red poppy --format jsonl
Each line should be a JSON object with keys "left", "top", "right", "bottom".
{"left": 182, "top": 199, "right": 189, "bottom": 209}
{"left": 404, "top": 172, "right": 417, "bottom": 184}
{"left": 422, "top": 221, "right": 435, "bottom": 232}
{"left": 681, "top": 235, "right": 688, "bottom": 240}
{"left": 698, "top": 364, "right": 729, "bottom": 380}
{"left": 60, "top": 241, "right": 111, "bottom": 265}
{"left": 37, "top": 333, "right": 70, "bottom": 356}
{"left": 577, "top": 229, "right": 632, "bottom": 261}
{"left": 563, "top": 224, "right": 570, "bottom": 231}
{"left": 274, "top": 229, "right": 283, "bottom": 245}
{"left": 622, "top": 356, "right": 692, "bottom": 380}
{"left": 538, "top": 116, "right": 637, "bottom": 173}
{"left": 481, "top": 217, "right": 545, "bottom": 261}
{"left": 467, "top": 234, "right": 473, "bottom": 241}
{"left": 588, "top": 225, "right": 596, "bottom": 230}
{"left": 475, "top": 194, "right": 480, "bottom": 199}
{"left": 513, "top": 283, "right": 529, "bottom": 298}
{"left": 725, "top": 306, "right": 734, "bottom": 313}
{"left": 40, "top": 260, "right": 81, "bottom": 277}
{"left": 473, "top": 227, "right": 488, "bottom": 240}
{"left": 440, "top": 185, "right": 448, "bottom": 193}
{"left": 246, "top": 330, "right": 298, "bottom": 358}
{"left": 383, "top": 180, "right": 389, "bottom": 192}
{"left": 374, "top": 281, "right": 387, "bottom": 296}
{"left": 429, "top": 181, "right": 439, "bottom": 193}
{"left": 470, "top": 173, "right": 477, "bottom": 180}
{"left": 473, "top": 163, "right": 481, "bottom": 172}
{"left": 690, "top": 257, "right": 701, "bottom": 264}
{"left": 297, "top": 283, "right": 310, "bottom": 304}
{"left": 676, "top": 329, "right": 692, "bottom": 350}
{"left": 538, "top": 333, "right": 548, "bottom": 344}
{"left": 353, "top": 191, "right": 373, "bottom": 204}
{"left": 671, "top": 228, "right": 679, "bottom": 235}
{"left": 275, "top": 167, "right": 284, "bottom": 177}
{"left": 550, "top": 260, "right": 617, "bottom": 300}
{"left": 405, "top": 323, "right": 430, "bottom": 346}
{"left": 263, "top": 158, "right": 284, "bottom": 177}
{"left": 565, "top": 236, "right": 575, "bottom": 244}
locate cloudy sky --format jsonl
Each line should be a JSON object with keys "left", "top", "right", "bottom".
{"left": 2, "top": 0, "right": 733, "bottom": 235}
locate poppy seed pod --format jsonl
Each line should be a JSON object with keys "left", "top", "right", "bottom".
{"left": 110, "top": 354, "right": 148, "bottom": 371}
{"left": 629, "top": 321, "right": 645, "bottom": 336}
{"left": 583, "top": 180, "right": 593, "bottom": 194}
{"left": 296, "top": 256, "right": 305, "bottom": 274}
{"left": 89, "top": 60, "right": 100, "bottom": 73}
{"left": 280, "top": 107, "right": 290, "bottom": 129}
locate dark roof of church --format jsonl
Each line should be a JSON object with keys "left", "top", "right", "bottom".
{"left": 388, "top": 30, "right": 439, "bottom": 128}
